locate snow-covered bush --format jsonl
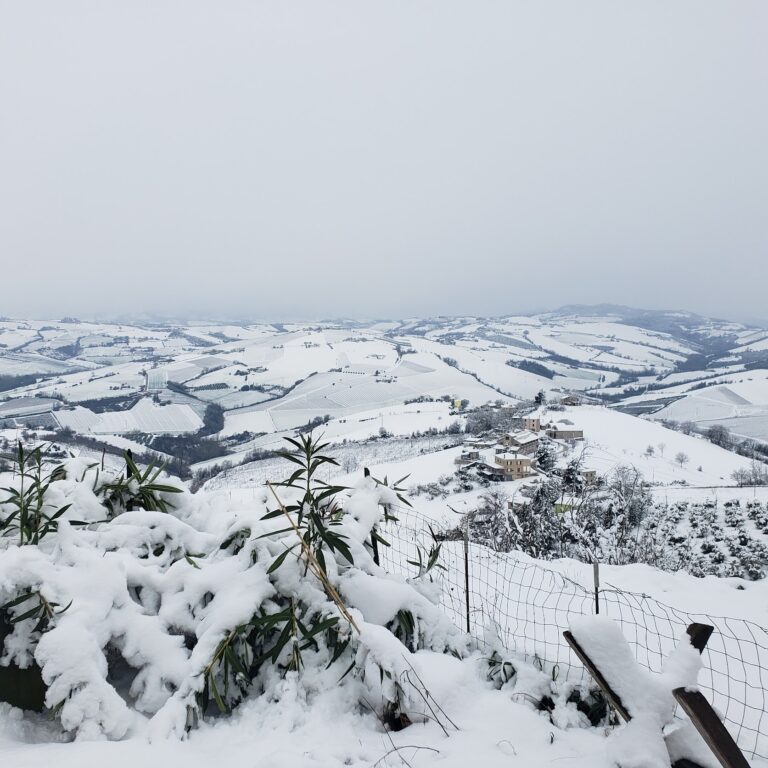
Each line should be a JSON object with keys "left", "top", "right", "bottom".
{"left": 451, "top": 459, "right": 768, "bottom": 580}
{"left": 0, "top": 436, "right": 466, "bottom": 740}
{"left": 484, "top": 641, "right": 615, "bottom": 730}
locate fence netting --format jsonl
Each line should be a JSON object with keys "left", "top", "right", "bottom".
{"left": 378, "top": 503, "right": 768, "bottom": 760}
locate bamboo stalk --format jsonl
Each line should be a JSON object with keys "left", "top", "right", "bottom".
{"left": 267, "top": 482, "right": 360, "bottom": 634}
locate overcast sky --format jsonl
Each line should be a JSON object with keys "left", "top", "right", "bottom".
{"left": 1, "top": 1, "right": 766, "bottom": 322}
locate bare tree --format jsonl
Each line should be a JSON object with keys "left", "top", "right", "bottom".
{"left": 751, "top": 461, "right": 768, "bottom": 485}
{"left": 607, "top": 465, "right": 651, "bottom": 527}
{"left": 732, "top": 467, "right": 750, "bottom": 487}
{"left": 706, "top": 424, "right": 732, "bottom": 449}
{"left": 657, "top": 442, "right": 666, "bottom": 457}
{"left": 478, "top": 488, "right": 510, "bottom": 518}
{"left": 733, "top": 461, "right": 768, "bottom": 486}
{"left": 675, "top": 451, "right": 689, "bottom": 468}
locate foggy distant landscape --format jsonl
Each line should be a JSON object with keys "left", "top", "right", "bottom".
{"left": 3, "top": 304, "right": 768, "bottom": 469}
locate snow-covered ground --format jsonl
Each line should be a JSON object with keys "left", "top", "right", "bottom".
{"left": 55, "top": 399, "right": 203, "bottom": 435}
{"left": 651, "top": 371, "right": 768, "bottom": 441}
{"left": 3, "top": 308, "right": 768, "bottom": 450}
{"left": 0, "top": 661, "right": 622, "bottom": 768}
{"left": 546, "top": 405, "right": 755, "bottom": 485}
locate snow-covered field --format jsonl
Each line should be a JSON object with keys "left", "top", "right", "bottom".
{"left": 3, "top": 308, "right": 768, "bottom": 446}
{"left": 3, "top": 308, "right": 768, "bottom": 767}
{"left": 650, "top": 371, "right": 768, "bottom": 440}
{"left": 548, "top": 405, "right": 755, "bottom": 485}
{"left": 55, "top": 399, "right": 203, "bottom": 435}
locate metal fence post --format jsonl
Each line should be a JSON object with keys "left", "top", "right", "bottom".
{"left": 463, "top": 519, "right": 471, "bottom": 633}
{"left": 592, "top": 558, "right": 600, "bottom": 615}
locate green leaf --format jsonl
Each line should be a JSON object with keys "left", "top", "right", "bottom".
{"left": 372, "top": 530, "right": 391, "bottom": 548}
{"left": 338, "top": 659, "right": 356, "bottom": 681}
{"left": 267, "top": 544, "right": 297, "bottom": 574}
{"left": 209, "top": 673, "right": 227, "bottom": 712}
{"left": 0, "top": 591, "right": 36, "bottom": 611}
{"left": 46, "top": 504, "right": 72, "bottom": 521}
{"left": 224, "top": 645, "right": 248, "bottom": 679}
{"left": 333, "top": 538, "right": 354, "bottom": 565}
{"left": 302, "top": 616, "right": 339, "bottom": 639}
{"left": 327, "top": 636, "right": 350, "bottom": 667}
{"left": 270, "top": 620, "right": 294, "bottom": 664}
{"left": 11, "top": 604, "right": 43, "bottom": 624}
{"left": 146, "top": 483, "right": 183, "bottom": 494}
{"left": 54, "top": 600, "right": 73, "bottom": 615}
{"left": 251, "top": 607, "right": 291, "bottom": 631}
{"left": 275, "top": 452, "right": 306, "bottom": 468}
{"left": 281, "top": 437, "right": 303, "bottom": 453}
{"left": 256, "top": 525, "right": 294, "bottom": 539}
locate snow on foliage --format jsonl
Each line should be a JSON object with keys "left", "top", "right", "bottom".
{"left": 457, "top": 466, "right": 768, "bottom": 580}
{"left": 0, "top": 439, "right": 469, "bottom": 740}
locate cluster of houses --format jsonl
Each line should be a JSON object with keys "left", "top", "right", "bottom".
{"left": 455, "top": 415, "right": 586, "bottom": 483}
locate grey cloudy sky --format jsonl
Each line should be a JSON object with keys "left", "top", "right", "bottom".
{"left": 1, "top": 1, "right": 766, "bottom": 322}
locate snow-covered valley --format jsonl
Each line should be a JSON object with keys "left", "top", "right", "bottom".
{"left": 3, "top": 307, "right": 768, "bottom": 767}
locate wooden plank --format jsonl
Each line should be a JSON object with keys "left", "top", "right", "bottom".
{"left": 564, "top": 623, "right": 726, "bottom": 768}
{"left": 687, "top": 623, "right": 714, "bottom": 654}
{"left": 673, "top": 688, "right": 751, "bottom": 768}
{"left": 563, "top": 630, "right": 631, "bottom": 722}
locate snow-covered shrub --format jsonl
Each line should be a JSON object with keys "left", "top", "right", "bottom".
{"left": 484, "top": 642, "right": 614, "bottom": 730}
{"left": 0, "top": 443, "right": 72, "bottom": 545}
{"left": 724, "top": 500, "right": 744, "bottom": 528}
{"left": 747, "top": 501, "right": 768, "bottom": 532}
{"left": 453, "top": 463, "right": 766, "bottom": 580}
{"left": 409, "top": 481, "right": 450, "bottom": 500}
{"left": 0, "top": 436, "right": 466, "bottom": 740}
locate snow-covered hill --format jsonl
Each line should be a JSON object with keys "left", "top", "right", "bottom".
{"left": 2, "top": 307, "right": 765, "bottom": 427}
{"left": 2, "top": 306, "right": 767, "bottom": 507}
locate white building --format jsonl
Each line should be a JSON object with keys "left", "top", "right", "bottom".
{"left": 501, "top": 429, "right": 539, "bottom": 455}
{"left": 493, "top": 452, "right": 534, "bottom": 479}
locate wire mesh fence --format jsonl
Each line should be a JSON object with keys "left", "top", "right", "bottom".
{"left": 379, "top": 503, "right": 768, "bottom": 760}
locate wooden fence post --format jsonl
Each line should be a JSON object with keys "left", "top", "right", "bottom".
{"left": 673, "top": 688, "right": 750, "bottom": 768}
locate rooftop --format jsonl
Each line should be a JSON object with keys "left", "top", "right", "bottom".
{"left": 508, "top": 429, "right": 538, "bottom": 444}
{"left": 496, "top": 451, "right": 530, "bottom": 461}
